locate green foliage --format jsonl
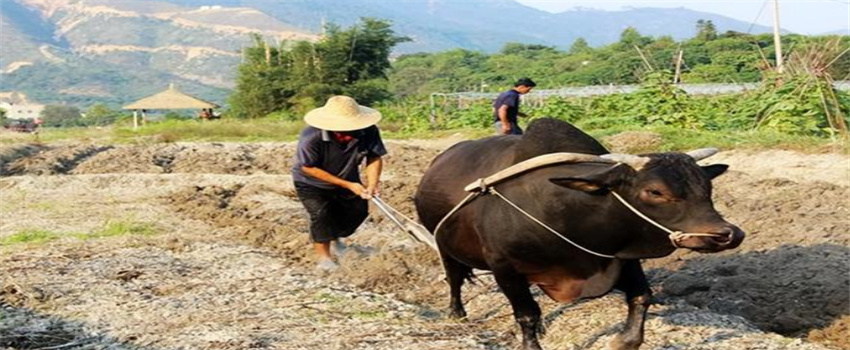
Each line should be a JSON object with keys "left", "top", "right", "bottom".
{"left": 617, "top": 27, "right": 653, "bottom": 49}
{"left": 730, "top": 39, "right": 850, "bottom": 137}
{"left": 734, "top": 76, "right": 850, "bottom": 136}
{"left": 40, "top": 105, "right": 82, "bottom": 127}
{"left": 633, "top": 71, "right": 703, "bottom": 129}
{"left": 527, "top": 98, "right": 584, "bottom": 123}
{"left": 568, "top": 38, "right": 591, "bottom": 55}
{"left": 84, "top": 104, "right": 124, "bottom": 126}
{"left": 229, "top": 18, "right": 408, "bottom": 118}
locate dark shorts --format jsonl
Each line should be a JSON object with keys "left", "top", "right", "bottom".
{"left": 294, "top": 181, "right": 368, "bottom": 243}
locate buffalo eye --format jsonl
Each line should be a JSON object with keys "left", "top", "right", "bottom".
{"left": 640, "top": 187, "right": 672, "bottom": 203}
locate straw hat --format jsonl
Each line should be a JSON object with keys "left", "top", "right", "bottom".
{"left": 303, "top": 96, "right": 382, "bottom": 131}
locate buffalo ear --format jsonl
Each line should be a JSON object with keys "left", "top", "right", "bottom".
{"left": 702, "top": 164, "right": 729, "bottom": 179}
{"left": 549, "top": 166, "right": 626, "bottom": 194}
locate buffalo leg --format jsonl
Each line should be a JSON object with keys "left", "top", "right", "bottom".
{"left": 442, "top": 254, "right": 472, "bottom": 319}
{"left": 610, "top": 259, "right": 652, "bottom": 350}
{"left": 492, "top": 265, "right": 543, "bottom": 350}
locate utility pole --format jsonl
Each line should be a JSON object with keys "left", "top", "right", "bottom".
{"left": 772, "top": 0, "right": 784, "bottom": 73}
{"left": 674, "top": 49, "right": 684, "bottom": 84}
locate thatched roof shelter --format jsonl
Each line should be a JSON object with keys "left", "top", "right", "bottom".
{"left": 122, "top": 84, "right": 219, "bottom": 129}
{"left": 123, "top": 84, "right": 219, "bottom": 110}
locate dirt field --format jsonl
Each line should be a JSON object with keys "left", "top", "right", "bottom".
{"left": 1, "top": 137, "right": 848, "bottom": 350}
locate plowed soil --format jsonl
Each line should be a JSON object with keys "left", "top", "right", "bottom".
{"left": 1, "top": 137, "right": 847, "bottom": 350}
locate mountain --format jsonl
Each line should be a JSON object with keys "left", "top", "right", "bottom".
{"left": 821, "top": 29, "right": 849, "bottom": 36}
{"left": 0, "top": 0, "right": 777, "bottom": 107}
{"left": 155, "top": 0, "right": 777, "bottom": 52}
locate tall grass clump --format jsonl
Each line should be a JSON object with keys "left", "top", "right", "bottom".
{"left": 734, "top": 39, "right": 850, "bottom": 138}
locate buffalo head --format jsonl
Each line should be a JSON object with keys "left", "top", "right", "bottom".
{"left": 549, "top": 148, "right": 745, "bottom": 258}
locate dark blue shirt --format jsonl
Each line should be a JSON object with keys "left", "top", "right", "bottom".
{"left": 291, "top": 126, "right": 387, "bottom": 189}
{"left": 492, "top": 89, "right": 521, "bottom": 123}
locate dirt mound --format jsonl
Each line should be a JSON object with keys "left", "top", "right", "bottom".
{"left": 164, "top": 182, "right": 313, "bottom": 264}
{"left": 73, "top": 142, "right": 297, "bottom": 175}
{"left": 1, "top": 143, "right": 113, "bottom": 175}
{"left": 601, "top": 131, "right": 663, "bottom": 153}
{"left": 5, "top": 141, "right": 436, "bottom": 177}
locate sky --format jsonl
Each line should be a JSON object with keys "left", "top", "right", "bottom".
{"left": 515, "top": 0, "right": 850, "bottom": 35}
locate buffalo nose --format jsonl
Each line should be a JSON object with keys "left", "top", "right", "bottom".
{"left": 715, "top": 226, "right": 744, "bottom": 248}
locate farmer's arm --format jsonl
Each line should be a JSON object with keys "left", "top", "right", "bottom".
{"left": 300, "top": 165, "right": 367, "bottom": 196}
{"left": 497, "top": 104, "right": 511, "bottom": 134}
{"left": 364, "top": 156, "right": 382, "bottom": 198}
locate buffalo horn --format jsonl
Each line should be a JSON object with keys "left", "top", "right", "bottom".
{"left": 600, "top": 153, "right": 650, "bottom": 170}
{"left": 685, "top": 148, "right": 719, "bottom": 161}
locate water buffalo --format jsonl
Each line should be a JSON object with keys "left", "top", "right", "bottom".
{"left": 414, "top": 118, "right": 744, "bottom": 350}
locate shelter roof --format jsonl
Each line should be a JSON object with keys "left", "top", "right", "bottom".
{"left": 123, "top": 84, "right": 218, "bottom": 110}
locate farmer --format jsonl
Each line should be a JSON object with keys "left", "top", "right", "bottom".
{"left": 493, "top": 77, "right": 536, "bottom": 135}
{"left": 291, "top": 95, "right": 387, "bottom": 272}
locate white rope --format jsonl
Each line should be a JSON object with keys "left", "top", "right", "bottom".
{"left": 489, "top": 187, "right": 617, "bottom": 259}
{"left": 608, "top": 191, "right": 726, "bottom": 247}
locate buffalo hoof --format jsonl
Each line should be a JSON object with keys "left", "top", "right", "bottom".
{"left": 522, "top": 339, "right": 543, "bottom": 350}
{"left": 608, "top": 335, "right": 641, "bottom": 350}
{"left": 448, "top": 309, "right": 467, "bottom": 320}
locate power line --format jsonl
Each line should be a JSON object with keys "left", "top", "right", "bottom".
{"left": 747, "top": 0, "right": 770, "bottom": 34}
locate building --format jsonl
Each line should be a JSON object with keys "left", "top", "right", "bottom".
{"left": 0, "top": 101, "right": 45, "bottom": 120}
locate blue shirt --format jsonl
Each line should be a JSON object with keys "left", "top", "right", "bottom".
{"left": 492, "top": 89, "right": 521, "bottom": 124}
{"left": 291, "top": 126, "right": 387, "bottom": 189}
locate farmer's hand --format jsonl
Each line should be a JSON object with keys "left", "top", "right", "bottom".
{"left": 347, "top": 182, "right": 370, "bottom": 199}
{"left": 501, "top": 124, "right": 512, "bottom": 134}
{"left": 365, "top": 184, "right": 380, "bottom": 199}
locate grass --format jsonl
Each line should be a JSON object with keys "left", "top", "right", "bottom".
{"left": 351, "top": 309, "right": 387, "bottom": 320}
{"left": 75, "top": 220, "right": 158, "bottom": 240}
{"left": 1, "top": 229, "right": 60, "bottom": 246}
{"left": 1, "top": 116, "right": 845, "bottom": 154}
{"left": 1, "top": 220, "right": 158, "bottom": 248}
{"left": 0, "top": 118, "right": 307, "bottom": 145}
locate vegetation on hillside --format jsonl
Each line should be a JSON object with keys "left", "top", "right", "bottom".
{"left": 388, "top": 26, "right": 849, "bottom": 95}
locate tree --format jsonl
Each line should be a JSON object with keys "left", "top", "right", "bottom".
{"left": 228, "top": 34, "right": 295, "bottom": 119}
{"left": 568, "top": 38, "right": 591, "bottom": 55}
{"left": 500, "top": 43, "right": 557, "bottom": 58}
{"left": 228, "top": 19, "right": 408, "bottom": 118}
{"left": 617, "top": 27, "right": 652, "bottom": 48}
{"left": 40, "top": 105, "right": 82, "bottom": 127}
{"left": 84, "top": 103, "right": 122, "bottom": 126}
{"left": 696, "top": 20, "right": 718, "bottom": 41}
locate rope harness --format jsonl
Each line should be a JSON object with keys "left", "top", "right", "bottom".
{"left": 430, "top": 152, "right": 727, "bottom": 259}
